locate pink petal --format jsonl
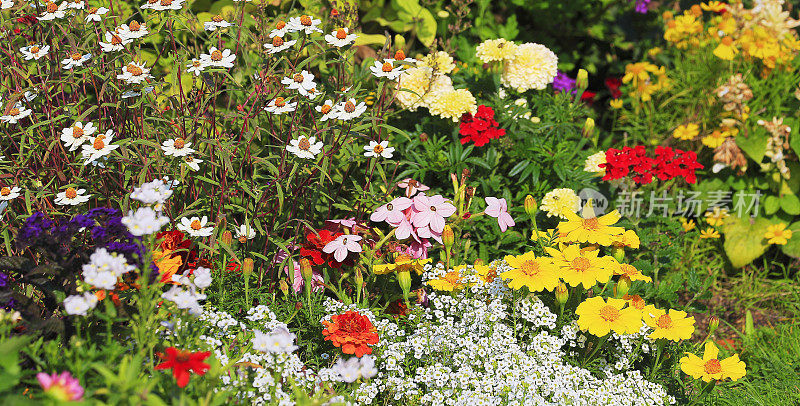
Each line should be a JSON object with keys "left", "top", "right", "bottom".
{"left": 428, "top": 214, "right": 445, "bottom": 233}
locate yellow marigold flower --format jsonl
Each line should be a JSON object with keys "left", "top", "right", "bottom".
{"left": 427, "top": 266, "right": 468, "bottom": 291}
{"left": 700, "top": 1, "right": 726, "bottom": 12}
{"left": 713, "top": 37, "right": 737, "bottom": 60}
{"left": 623, "top": 294, "right": 647, "bottom": 311}
{"left": 699, "top": 228, "right": 720, "bottom": 239}
{"left": 576, "top": 296, "right": 642, "bottom": 337}
{"left": 701, "top": 129, "right": 728, "bottom": 148}
{"left": 680, "top": 341, "right": 746, "bottom": 382}
{"left": 622, "top": 62, "right": 658, "bottom": 85}
{"left": 644, "top": 307, "right": 695, "bottom": 341}
{"left": 609, "top": 98, "right": 624, "bottom": 109}
{"left": 501, "top": 43, "right": 558, "bottom": 92}
{"left": 546, "top": 244, "right": 616, "bottom": 289}
{"left": 611, "top": 229, "right": 640, "bottom": 249}
{"left": 501, "top": 252, "right": 560, "bottom": 292}
{"left": 764, "top": 223, "right": 793, "bottom": 245}
{"left": 704, "top": 207, "right": 729, "bottom": 227}
{"left": 475, "top": 38, "right": 518, "bottom": 63}
{"left": 418, "top": 51, "right": 455, "bottom": 75}
{"left": 673, "top": 123, "right": 700, "bottom": 141}
{"left": 615, "top": 263, "right": 652, "bottom": 283}
{"left": 428, "top": 89, "right": 477, "bottom": 122}
{"left": 647, "top": 47, "right": 662, "bottom": 57}
{"left": 540, "top": 188, "right": 581, "bottom": 219}
{"left": 557, "top": 201, "right": 625, "bottom": 246}
{"left": 475, "top": 263, "right": 499, "bottom": 284}
{"left": 584, "top": 151, "right": 607, "bottom": 175}
{"left": 681, "top": 218, "right": 696, "bottom": 232}
{"left": 373, "top": 254, "right": 431, "bottom": 275}
{"left": 396, "top": 66, "right": 454, "bottom": 111}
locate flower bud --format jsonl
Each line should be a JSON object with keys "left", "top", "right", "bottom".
{"left": 524, "top": 195, "right": 537, "bottom": 217}
{"left": 576, "top": 69, "right": 589, "bottom": 90}
{"left": 397, "top": 269, "right": 412, "bottom": 299}
{"left": 300, "top": 258, "right": 313, "bottom": 282}
{"left": 708, "top": 316, "right": 719, "bottom": 335}
{"left": 555, "top": 282, "right": 568, "bottom": 305}
{"left": 419, "top": 132, "right": 429, "bottom": 142}
{"left": 221, "top": 231, "right": 233, "bottom": 245}
{"left": 355, "top": 267, "right": 364, "bottom": 289}
{"left": 610, "top": 245, "right": 625, "bottom": 263}
{"left": 582, "top": 117, "right": 595, "bottom": 139}
{"left": 616, "top": 275, "right": 631, "bottom": 298}
{"left": 242, "top": 258, "right": 254, "bottom": 275}
{"left": 278, "top": 279, "right": 289, "bottom": 295}
{"left": 442, "top": 225, "right": 455, "bottom": 251}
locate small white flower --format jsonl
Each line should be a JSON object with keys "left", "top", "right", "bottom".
{"left": 177, "top": 216, "right": 214, "bottom": 237}
{"left": 193, "top": 267, "right": 212, "bottom": 289}
{"left": 370, "top": 59, "right": 403, "bottom": 80}
{"left": 66, "top": 0, "right": 84, "bottom": 9}
{"left": 131, "top": 178, "right": 175, "bottom": 206}
{"left": 118, "top": 21, "right": 149, "bottom": 41}
{"left": 281, "top": 70, "right": 317, "bottom": 97}
{"left": 81, "top": 130, "right": 119, "bottom": 165}
{"left": 182, "top": 155, "right": 202, "bottom": 171}
{"left": 334, "top": 98, "right": 367, "bottom": 121}
{"left": 253, "top": 327, "right": 298, "bottom": 354}
{"left": 85, "top": 6, "right": 109, "bottom": 22}
{"left": 121, "top": 207, "right": 169, "bottom": 236}
{"left": 204, "top": 14, "right": 232, "bottom": 31}
{"left": 264, "top": 97, "right": 296, "bottom": 115}
{"left": 324, "top": 27, "right": 357, "bottom": 47}
{"left": 161, "top": 137, "right": 196, "bottom": 157}
{"left": 363, "top": 140, "right": 395, "bottom": 159}
{"left": 0, "top": 104, "right": 32, "bottom": 124}
{"left": 268, "top": 19, "right": 290, "bottom": 37}
{"left": 63, "top": 292, "right": 98, "bottom": 316}
{"left": 117, "top": 61, "right": 152, "bottom": 85}
{"left": 38, "top": 1, "right": 68, "bottom": 20}
{"left": 200, "top": 47, "right": 236, "bottom": 69}
{"left": 264, "top": 36, "right": 296, "bottom": 54}
{"left": 287, "top": 14, "right": 322, "bottom": 34}
{"left": 20, "top": 44, "right": 49, "bottom": 60}
{"left": 61, "top": 52, "right": 92, "bottom": 70}
{"left": 0, "top": 186, "right": 21, "bottom": 201}
{"left": 54, "top": 187, "right": 91, "bottom": 206}
{"left": 142, "top": 0, "right": 185, "bottom": 11}
{"left": 186, "top": 59, "right": 206, "bottom": 76}
{"left": 234, "top": 224, "right": 256, "bottom": 241}
{"left": 1, "top": 0, "right": 13, "bottom": 10}
{"left": 99, "top": 31, "right": 129, "bottom": 53}
{"left": 286, "top": 136, "right": 322, "bottom": 159}
{"left": 315, "top": 99, "right": 339, "bottom": 121}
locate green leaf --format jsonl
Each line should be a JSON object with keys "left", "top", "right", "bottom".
{"left": 779, "top": 220, "right": 800, "bottom": 258}
{"left": 721, "top": 216, "right": 778, "bottom": 268}
{"left": 764, "top": 195, "right": 780, "bottom": 215}
{"left": 736, "top": 129, "right": 768, "bottom": 163}
{"left": 780, "top": 193, "right": 800, "bottom": 215}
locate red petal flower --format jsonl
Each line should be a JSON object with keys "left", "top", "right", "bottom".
{"left": 155, "top": 347, "right": 211, "bottom": 388}
{"left": 322, "top": 310, "right": 379, "bottom": 357}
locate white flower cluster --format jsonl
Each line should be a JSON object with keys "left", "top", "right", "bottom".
{"left": 63, "top": 292, "right": 99, "bottom": 316}
{"left": 81, "top": 247, "right": 136, "bottom": 290}
{"left": 130, "top": 177, "right": 177, "bottom": 208}
{"left": 162, "top": 268, "right": 212, "bottom": 315}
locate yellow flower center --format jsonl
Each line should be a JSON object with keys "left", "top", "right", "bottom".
{"left": 110, "top": 34, "right": 122, "bottom": 45}
{"left": 656, "top": 314, "right": 673, "bottom": 329}
{"left": 212, "top": 15, "right": 224, "bottom": 23}
{"left": 274, "top": 97, "right": 285, "bottom": 107}
{"left": 65, "top": 187, "right": 77, "bottom": 199}
{"left": 373, "top": 144, "right": 384, "bottom": 154}
{"left": 335, "top": 28, "right": 347, "bottom": 39}
{"left": 276, "top": 20, "right": 286, "bottom": 30}
{"left": 300, "top": 15, "right": 312, "bottom": 26}
{"left": 47, "top": 2, "right": 58, "bottom": 12}
{"left": 619, "top": 264, "right": 637, "bottom": 277}
{"left": 599, "top": 305, "right": 620, "bottom": 322}
{"left": 160, "top": 0, "right": 172, "bottom": 5}
{"left": 298, "top": 137, "right": 311, "bottom": 151}
{"left": 126, "top": 64, "right": 143, "bottom": 76}
{"left": 173, "top": 138, "right": 185, "bottom": 149}
{"left": 72, "top": 126, "right": 84, "bottom": 138}
{"left": 190, "top": 220, "right": 202, "bottom": 230}
{"left": 582, "top": 218, "right": 600, "bottom": 231}
{"left": 520, "top": 260, "right": 540, "bottom": 276}
{"left": 130, "top": 21, "right": 141, "bottom": 31}
{"left": 88, "top": 7, "right": 98, "bottom": 13}
{"left": 344, "top": 101, "right": 356, "bottom": 113}
{"left": 210, "top": 50, "right": 223, "bottom": 61}
{"left": 30, "top": 46, "right": 40, "bottom": 54}
{"left": 382, "top": 62, "right": 394, "bottom": 72}
{"left": 92, "top": 137, "right": 105, "bottom": 150}
{"left": 571, "top": 257, "right": 591, "bottom": 272}
{"left": 443, "top": 271, "right": 460, "bottom": 285}
{"left": 192, "top": 60, "right": 201, "bottom": 67}
{"left": 9, "top": 108, "right": 19, "bottom": 116}
{"left": 704, "top": 359, "right": 722, "bottom": 374}
{"left": 483, "top": 267, "right": 498, "bottom": 283}
{"left": 0, "top": 187, "right": 10, "bottom": 196}
{"left": 272, "top": 36, "right": 284, "bottom": 47}
{"left": 293, "top": 73, "right": 304, "bottom": 83}
{"left": 71, "top": 53, "right": 83, "bottom": 61}
{"left": 394, "top": 50, "right": 406, "bottom": 60}
{"left": 320, "top": 104, "right": 332, "bottom": 114}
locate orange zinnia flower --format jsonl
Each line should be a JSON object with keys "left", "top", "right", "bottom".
{"left": 322, "top": 310, "right": 379, "bottom": 357}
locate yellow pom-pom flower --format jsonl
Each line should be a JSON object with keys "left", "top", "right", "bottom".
{"left": 501, "top": 43, "right": 558, "bottom": 92}
{"left": 475, "top": 38, "right": 518, "bottom": 63}
{"left": 428, "top": 89, "right": 477, "bottom": 122}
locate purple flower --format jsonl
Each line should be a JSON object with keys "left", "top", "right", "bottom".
{"left": 634, "top": 0, "right": 651, "bottom": 13}
{"left": 553, "top": 71, "right": 577, "bottom": 94}
{"left": 0, "top": 271, "right": 8, "bottom": 288}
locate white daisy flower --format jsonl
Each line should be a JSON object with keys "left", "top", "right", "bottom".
{"left": 386, "top": 49, "right": 417, "bottom": 64}
{"left": 20, "top": 45, "right": 49, "bottom": 60}
{"left": 161, "top": 137, "right": 196, "bottom": 157}
{"left": 61, "top": 52, "right": 92, "bottom": 70}
{"left": 204, "top": 15, "right": 232, "bottom": 31}
{"left": 117, "top": 61, "right": 152, "bottom": 84}
{"left": 99, "top": 31, "right": 129, "bottom": 53}
{"left": 287, "top": 14, "right": 322, "bottom": 34}
{"left": 234, "top": 224, "right": 256, "bottom": 242}
{"left": 0, "top": 186, "right": 21, "bottom": 201}
{"left": 142, "top": 0, "right": 185, "bottom": 11}
{"left": 66, "top": 0, "right": 84, "bottom": 9}
{"left": 281, "top": 70, "right": 316, "bottom": 96}
{"left": 264, "top": 97, "right": 296, "bottom": 115}
{"left": 38, "top": 1, "right": 68, "bottom": 20}
{"left": 315, "top": 99, "right": 339, "bottom": 121}
{"left": 286, "top": 136, "right": 323, "bottom": 159}
{"left": 369, "top": 59, "right": 403, "bottom": 80}
{"left": 334, "top": 98, "right": 367, "bottom": 121}
{"left": 182, "top": 155, "right": 202, "bottom": 171}
{"left": 81, "top": 130, "right": 119, "bottom": 165}
{"left": 269, "top": 20, "right": 290, "bottom": 37}
{"left": 324, "top": 27, "right": 357, "bottom": 48}
{"left": 85, "top": 6, "right": 109, "bottom": 22}
{"left": 264, "top": 36, "right": 296, "bottom": 54}
{"left": 1, "top": 0, "right": 13, "bottom": 10}
{"left": 363, "top": 140, "right": 395, "bottom": 159}
{"left": 200, "top": 47, "right": 236, "bottom": 69}
{"left": 54, "top": 187, "right": 91, "bottom": 206}
{"left": 186, "top": 59, "right": 206, "bottom": 76}
{"left": 177, "top": 216, "right": 214, "bottom": 237}
{"left": 118, "top": 21, "right": 149, "bottom": 41}
{"left": 60, "top": 121, "right": 96, "bottom": 151}
{"left": 0, "top": 104, "right": 32, "bottom": 124}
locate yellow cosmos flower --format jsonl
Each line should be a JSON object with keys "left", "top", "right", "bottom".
{"left": 609, "top": 98, "right": 623, "bottom": 109}
{"left": 546, "top": 244, "right": 615, "bottom": 289}
{"left": 680, "top": 341, "right": 746, "bottom": 382}
{"left": 704, "top": 207, "right": 729, "bottom": 227}
{"left": 427, "top": 266, "right": 468, "bottom": 291}
{"left": 713, "top": 37, "right": 737, "bottom": 61}
{"left": 699, "top": 228, "right": 720, "bottom": 239}
{"left": 576, "top": 296, "right": 642, "bottom": 337}
{"left": 501, "top": 252, "right": 560, "bottom": 292}
{"left": 611, "top": 229, "right": 640, "bottom": 249}
{"left": 615, "top": 263, "right": 652, "bottom": 283}
{"left": 475, "top": 263, "right": 499, "bottom": 284}
{"left": 764, "top": 223, "right": 793, "bottom": 245}
{"left": 680, "top": 218, "right": 696, "bottom": 232}
{"left": 557, "top": 200, "right": 625, "bottom": 246}
{"left": 673, "top": 123, "right": 700, "bottom": 141}
{"left": 644, "top": 307, "right": 695, "bottom": 341}
{"left": 373, "top": 254, "right": 431, "bottom": 275}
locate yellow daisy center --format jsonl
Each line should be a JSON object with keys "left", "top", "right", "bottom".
{"left": 293, "top": 73, "right": 304, "bottom": 83}
{"left": 335, "top": 28, "right": 347, "bottom": 39}
{"left": 320, "top": 104, "right": 332, "bottom": 114}
{"left": 0, "top": 187, "right": 10, "bottom": 196}
{"left": 47, "top": 2, "right": 58, "bottom": 12}
{"left": 190, "top": 220, "right": 202, "bottom": 230}
{"left": 126, "top": 64, "right": 143, "bottom": 76}
{"left": 87, "top": 7, "right": 98, "bottom": 13}
{"left": 274, "top": 97, "right": 286, "bottom": 107}
{"left": 443, "top": 271, "right": 460, "bottom": 285}
{"left": 160, "top": 0, "right": 172, "bottom": 6}
{"left": 65, "top": 187, "right": 77, "bottom": 199}
{"left": 276, "top": 20, "right": 286, "bottom": 30}
{"left": 9, "top": 108, "right": 20, "bottom": 116}
{"left": 704, "top": 359, "right": 722, "bottom": 374}
{"left": 394, "top": 50, "right": 406, "bottom": 60}
{"left": 372, "top": 144, "right": 384, "bottom": 154}
{"left": 110, "top": 34, "right": 122, "bottom": 45}
{"left": 344, "top": 101, "right": 356, "bottom": 113}
{"left": 382, "top": 62, "right": 394, "bottom": 72}
{"left": 619, "top": 264, "right": 637, "bottom": 277}
{"left": 30, "top": 46, "right": 40, "bottom": 54}
{"left": 599, "top": 305, "right": 620, "bottom": 322}
{"left": 212, "top": 15, "right": 224, "bottom": 23}
{"left": 71, "top": 53, "right": 83, "bottom": 61}
{"left": 571, "top": 257, "right": 591, "bottom": 272}
{"left": 582, "top": 218, "right": 600, "bottom": 231}
{"left": 173, "top": 138, "right": 185, "bottom": 149}
{"left": 272, "top": 36, "right": 284, "bottom": 47}
{"left": 210, "top": 50, "right": 223, "bottom": 61}
{"left": 298, "top": 137, "right": 311, "bottom": 151}
{"left": 129, "top": 21, "right": 141, "bottom": 31}
{"left": 192, "top": 60, "right": 201, "bottom": 67}
{"left": 92, "top": 137, "right": 105, "bottom": 150}
{"left": 300, "top": 15, "right": 312, "bottom": 26}
{"left": 72, "top": 126, "right": 84, "bottom": 138}
{"left": 656, "top": 314, "right": 673, "bottom": 329}
{"left": 520, "top": 260, "right": 540, "bottom": 277}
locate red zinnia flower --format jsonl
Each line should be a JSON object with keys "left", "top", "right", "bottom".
{"left": 155, "top": 347, "right": 211, "bottom": 388}
{"left": 459, "top": 105, "right": 505, "bottom": 147}
{"left": 605, "top": 77, "right": 622, "bottom": 99}
{"left": 322, "top": 310, "right": 379, "bottom": 357}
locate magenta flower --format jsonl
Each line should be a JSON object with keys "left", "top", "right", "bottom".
{"left": 37, "top": 371, "right": 84, "bottom": 401}
{"left": 284, "top": 262, "right": 324, "bottom": 293}
{"left": 406, "top": 239, "right": 432, "bottom": 259}
{"left": 397, "top": 178, "right": 430, "bottom": 198}
{"left": 370, "top": 196, "right": 412, "bottom": 224}
{"left": 411, "top": 194, "right": 456, "bottom": 233}
{"left": 485, "top": 197, "right": 515, "bottom": 232}
{"left": 322, "top": 234, "right": 363, "bottom": 262}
